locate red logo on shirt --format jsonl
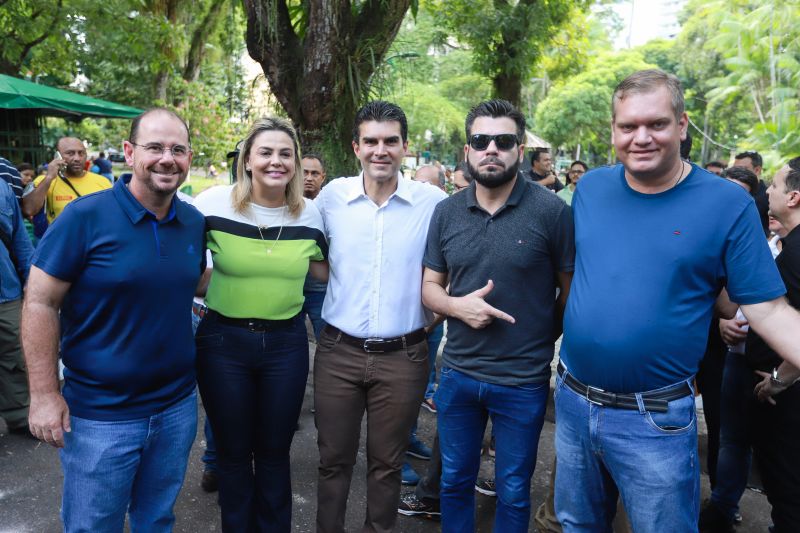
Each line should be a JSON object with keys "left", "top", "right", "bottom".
{"left": 673, "top": 230, "right": 681, "bottom": 235}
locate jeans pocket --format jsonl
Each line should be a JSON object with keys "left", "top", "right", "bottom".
{"left": 645, "top": 396, "right": 696, "bottom": 434}
{"left": 316, "top": 328, "right": 338, "bottom": 352}
{"left": 195, "top": 333, "right": 223, "bottom": 351}
{"left": 404, "top": 341, "right": 429, "bottom": 364}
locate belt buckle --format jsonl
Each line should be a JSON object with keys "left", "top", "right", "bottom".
{"left": 363, "top": 338, "right": 385, "bottom": 353}
{"left": 248, "top": 320, "right": 264, "bottom": 332}
{"left": 586, "top": 385, "right": 605, "bottom": 406}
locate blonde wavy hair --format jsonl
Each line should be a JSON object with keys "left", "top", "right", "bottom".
{"left": 231, "top": 116, "right": 304, "bottom": 217}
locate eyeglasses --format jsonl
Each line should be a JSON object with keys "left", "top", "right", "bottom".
{"left": 468, "top": 134, "right": 518, "bottom": 151}
{"left": 130, "top": 142, "right": 191, "bottom": 159}
{"left": 569, "top": 169, "right": 586, "bottom": 175}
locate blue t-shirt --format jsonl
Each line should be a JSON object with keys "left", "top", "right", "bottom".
{"left": 561, "top": 164, "right": 785, "bottom": 393}
{"left": 33, "top": 178, "right": 206, "bottom": 420}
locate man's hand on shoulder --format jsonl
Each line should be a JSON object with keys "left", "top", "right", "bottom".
{"left": 29, "top": 391, "right": 71, "bottom": 448}
{"left": 451, "top": 279, "right": 515, "bottom": 329}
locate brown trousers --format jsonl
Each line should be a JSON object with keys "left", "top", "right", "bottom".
{"left": 314, "top": 327, "right": 429, "bottom": 533}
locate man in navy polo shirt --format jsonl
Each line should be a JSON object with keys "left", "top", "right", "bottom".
{"left": 21, "top": 108, "right": 205, "bottom": 532}
{"left": 554, "top": 69, "right": 800, "bottom": 533}
{"left": 422, "top": 99, "right": 574, "bottom": 532}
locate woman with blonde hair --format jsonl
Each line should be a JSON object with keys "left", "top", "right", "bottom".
{"left": 193, "top": 117, "right": 328, "bottom": 532}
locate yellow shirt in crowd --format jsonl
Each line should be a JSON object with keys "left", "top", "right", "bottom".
{"left": 32, "top": 172, "right": 112, "bottom": 223}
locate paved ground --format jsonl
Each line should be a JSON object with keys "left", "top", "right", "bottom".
{"left": 0, "top": 341, "right": 774, "bottom": 532}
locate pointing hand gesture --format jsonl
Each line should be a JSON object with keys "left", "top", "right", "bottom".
{"left": 454, "top": 280, "right": 515, "bottom": 329}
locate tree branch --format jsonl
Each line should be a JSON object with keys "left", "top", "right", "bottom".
{"left": 182, "top": 0, "right": 227, "bottom": 82}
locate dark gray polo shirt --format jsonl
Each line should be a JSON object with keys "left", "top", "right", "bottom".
{"left": 423, "top": 176, "right": 574, "bottom": 385}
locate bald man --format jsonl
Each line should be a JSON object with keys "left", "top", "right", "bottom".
{"left": 22, "top": 137, "right": 111, "bottom": 223}
{"left": 414, "top": 165, "right": 446, "bottom": 191}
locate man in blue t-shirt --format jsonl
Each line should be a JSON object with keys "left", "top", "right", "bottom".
{"left": 21, "top": 108, "right": 205, "bottom": 532}
{"left": 554, "top": 69, "right": 798, "bottom": 533}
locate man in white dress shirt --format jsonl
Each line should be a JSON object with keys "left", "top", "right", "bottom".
{"left": 313, "top": 101, "right": 447, "bottom": 533}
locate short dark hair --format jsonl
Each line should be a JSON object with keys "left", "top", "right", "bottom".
{"left": 612, "top": 69, "right": 684, "bottom": 121}
{"left": 455, "top": 161, "right": 472, "bottom": 183}
{"left": 680, "top": 130, "right": 692, "bottom": 160}
{"left": 464, "top": 99, "right": 525, "bottom": 144}
{"left": 734, "top": 151, "right": 763, "bottom": 169}
{"left": 129, "top": 108, "right": 191, "bottom": 145}
{"left": 99, "top": 151, "right": 105, "bottom": 158}
{"left": 723, "top": 166, "right": 758, "bottom": 197}
{"left": 530, "top": 149, "right": 550, "bottom": 164}
{"left": 16, "top": 162, "right": 34, "bottom": 173}
{"left": 570, "top": 160, "right": 588, "bottom": 172}
{"left": 302, "top": 152, "right": 326, "bottom": 171}
{"left": 705, "top": 161, "right": 725, "bottom": 169}
{"left": 352, "top": 101, "right": 408, "bottom": 143}
{"left": 785, "top": 157, "right": 800, "bottom": 193}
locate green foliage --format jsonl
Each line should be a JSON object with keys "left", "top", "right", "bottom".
{"left": 425, "top": 0, "right": 590, "bottom": 105}
{"left": 534, "top": 50, "right": 656, "bottom": 162}
{"left": 377, "top": 10, "right": 491, "bottom": 163}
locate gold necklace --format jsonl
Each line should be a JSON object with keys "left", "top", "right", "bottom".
{"left": 254, "top": 206, "right": 286, "bottom": 255}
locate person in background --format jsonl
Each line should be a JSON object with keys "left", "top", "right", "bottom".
{"left": 705, "top": 161, "right": 726, "bottom": 176}
{"left": 22, "top": 137, "right": 111, "bottom": 224}
{"left": 93, "top": 152, "right": 114, "bottom": 183}
{"left": 556, "top": 161, "right": 588, "bottom": 206}
{"left": 301, "top": 153, "right": 329, "bottom": 340}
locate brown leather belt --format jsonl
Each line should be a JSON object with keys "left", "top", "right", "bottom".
{"left": 557, "top": 362, "right": 691, "bottom": 413}
{"left": 324, "top": 325, "right": 426, "bottom": 353}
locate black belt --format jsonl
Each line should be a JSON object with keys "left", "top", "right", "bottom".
{"left": 557, "top": 362, "right": 691, "bottom": 413}
{"left": 207, "top": 310, "right": 298, "bottom": 332}
{"left": 324, "top": 325, "right": 426, "bottom": 353}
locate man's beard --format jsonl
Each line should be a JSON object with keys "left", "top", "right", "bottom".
{"left": 467, "top": 157, "right": 519, "bottom": 189}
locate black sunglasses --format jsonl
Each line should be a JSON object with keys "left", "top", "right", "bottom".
{"left": 468, "top": 133, "right": 518, "bottom": 151}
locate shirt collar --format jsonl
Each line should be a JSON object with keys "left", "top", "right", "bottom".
{"left": 782, "top": 223, "right": 800, "bottom": 247}
{"left": 465, "top": 174, "right": 527, "bottom": 211}
{"left": 346, "top": 172, "right": 414, "bottom": 205}
{"left": 113, "top": 175, "right": 179, "bottom": 224}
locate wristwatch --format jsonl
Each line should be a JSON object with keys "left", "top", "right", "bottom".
{"left": 771, "top": 367, "right": 786, "bottom": 387}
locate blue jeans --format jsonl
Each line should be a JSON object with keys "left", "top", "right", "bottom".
{"left": 60, "top": 390, "right": 197, "bottom": 533}
{"left": 554, "top": 371, "right": 699, "bottom": 533}
{"left": 302, "top": 289, "right": 326, "bottom": 340}
{"left": 711, "top": 352, "right": 753, "bottom": 520}
{"left": 196, "top": 312, "right": 309, "bottom": 533}
{"left": 424, "top": 323, "right": 444, "bottom": 400}
{"left": 436, "top": 367, "right": 548, "bottom": 533}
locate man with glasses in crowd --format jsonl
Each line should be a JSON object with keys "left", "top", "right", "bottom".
{"left": 422, "top": 99, "right": 574, "bottom": 532}
{"left": 22, "top": 108, "right": 206, "bottom": 532}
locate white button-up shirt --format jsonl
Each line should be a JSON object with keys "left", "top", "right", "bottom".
{"left": 316, "top": 173, "right": 447, "bottom": 338}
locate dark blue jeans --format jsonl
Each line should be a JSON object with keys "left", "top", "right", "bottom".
{"left": 436, "top": 367, "right": 548, "bottom": 533}
{"left": 196, "top": 312, "right": 309, "bottom": 533}
{"left": 710, "top": 352, "right": 753, "bottom": 521}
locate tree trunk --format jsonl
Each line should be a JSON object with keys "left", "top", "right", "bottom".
{"left": 243, "top": 0, "right": 410, "bottom": 177}
{"left": 183, "top": 0, "right": 228, "bottom": 82}
{"left": 493, "top": 73, "right": 523, "bottom": 108}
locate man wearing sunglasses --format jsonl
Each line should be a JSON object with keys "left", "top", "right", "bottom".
{"left": 422, "top": 99, "right": 574, "bottom": 532}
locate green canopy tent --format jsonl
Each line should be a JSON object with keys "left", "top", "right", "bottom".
{"left": 0, "top": 74, "right": 143, "bottom": 166}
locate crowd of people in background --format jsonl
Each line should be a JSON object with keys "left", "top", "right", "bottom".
{"left": 1, "top": 68, "right": 800, "bottom": 533}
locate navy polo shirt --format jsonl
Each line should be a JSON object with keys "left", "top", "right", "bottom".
{"left": 33, "top": 178, "right": 206, "bottom": 420}
{"left": 424, "top": 176, "right": 575, "bottom": 385}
